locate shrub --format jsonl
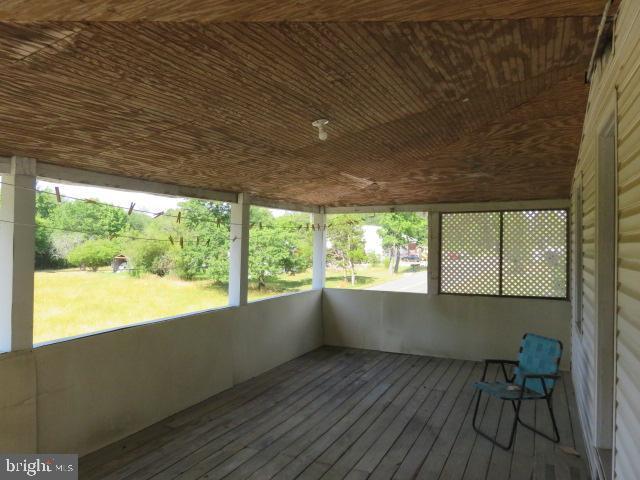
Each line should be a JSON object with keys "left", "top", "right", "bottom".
{"left": 126, "top": 240, "right": 173, "bottom": 277}
{"left": 67, "top": 239, "right": 120, "bottom": 271}
{"left": 366, "top": 252, "right": 381, "bottom": 266}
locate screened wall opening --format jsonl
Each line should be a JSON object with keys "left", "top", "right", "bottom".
{"left": 440, "top": 210, "right": 568, "bottom": 299}
{"left": 326, "top": 212, "right": 428, "bottom": 293}
{"left": 247, "top": 206, "right": 313, "bottom": 301}
{"left": 33, "top": 179, "right": 231, "bottom": 344}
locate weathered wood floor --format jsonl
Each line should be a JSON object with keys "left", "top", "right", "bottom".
{"left": 80, "top": 347, "right": 589, "bottom": 479}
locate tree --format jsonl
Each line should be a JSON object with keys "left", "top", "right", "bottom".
{"left": 245, "top": 208, "right": 315, "bottom": 289}
{"left": 248, "top": 225, "right": 295, "bottom": 289}
{"left": 379, "top": 212, "right": 427, "bottom": 273}
{"left": 67, "top": 239, "right": 120, "bottom": 271}
{"left": 274, "top": 214, "right": 313, "bottom": 275}
{"left": 48, "top": 199, "right": 129, "bottom": 240}
{"left": 172, "top": 200, "right": 230, "bottom": 282}
{"left": 327, "top": 214, "right": 366, "bottom": 285}
{"left": 35, "top": 189, "right": 58, "bottom": 218}
{"left": 34, "top": 189, "right": 64, "bottom": 268}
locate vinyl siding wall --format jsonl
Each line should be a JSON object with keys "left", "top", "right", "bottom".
{"left": 572, "top": 1, "right": 640, "bottom": 478}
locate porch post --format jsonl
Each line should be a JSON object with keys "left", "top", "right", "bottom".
{"left": 228, "top": 192, "right": 250, "bottom": 306}
{"left": 312, "top": 210, "right": 327, "bottom": 290}
{"left": 0, "top": 156, "right": 36, "bottom": 352}
{"left": 427, "top": 211, "right": 440, "bottom": 295}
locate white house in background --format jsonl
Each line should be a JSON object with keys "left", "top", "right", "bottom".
{"left": 327, "top": 225, "right": 383, "bottom": 256}
{"left": 362, "top": 225, "right": 383, "bottom": 256}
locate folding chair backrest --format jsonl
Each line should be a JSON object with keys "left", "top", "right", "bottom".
{"left": 514, "top": 333, "right": 562, "bottom": 395}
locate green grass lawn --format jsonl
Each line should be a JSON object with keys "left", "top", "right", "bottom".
{"left": 34, "top": 265, "right": 406, "bottom": 344}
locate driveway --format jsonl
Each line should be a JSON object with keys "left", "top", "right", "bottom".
{"left": 367, "top": 270, "right": 428, "bottom": 293}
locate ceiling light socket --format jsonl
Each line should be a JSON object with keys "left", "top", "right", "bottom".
{"left": 312, "top": 119, "right": 329, "bottom": 141}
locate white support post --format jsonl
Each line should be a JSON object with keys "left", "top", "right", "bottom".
{"left": 228, "top": 193, "right": 250, "bottom": 307}
{"left": 427, "top": 211, "right": 440, "bottom": 296}
{"left": 312, "top": 210, "right": 327, "bottom": 290}
{"left": 0, "top": 157, "right": 36, "bottom": 352}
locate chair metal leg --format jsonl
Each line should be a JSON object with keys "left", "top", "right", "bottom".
{"left": 516, "top": 397, "right": 561, "bottom": 444}
{"left": 472, "top": 390, "right": 521, "bottom": 451}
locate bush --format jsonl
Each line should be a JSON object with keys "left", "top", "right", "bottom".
{"left": 126, "top": 240, "right": 173, "bottom": 277}
{"left": 67, "top": 239, "right": 120, "bottom": 271}
{"left": 366, "top": 252, "right": 381, "bottom": 266}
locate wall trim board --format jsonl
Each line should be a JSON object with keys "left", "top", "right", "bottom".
{"left": 325, "top": 199, "right": 570, "bottom": 214}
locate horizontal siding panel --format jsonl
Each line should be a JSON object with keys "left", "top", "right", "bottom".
{"left": 619, "top": 145, "right": 640, "bottom": 173}
{"left": 617, "top": 398, "right": 640, "bottom": 447}
{"left": 618, "top": 69, "right": 640, "bottom": 119}
{"left": 618, "top": 231, "right": 640, "bottom": 245}
{"left": 618, "top": 241, "right": 640, "bottom": 259}
{"left": 583, "top": 256, "right": 595, "bottom": 273}
{"left": 618, "top": 263, "right": 640, "bottom": 288}
{"left": 617, "top": 138, "right": 640, "bottom": 172}
{"left": 617, "top": 100, "right": 640, "bottom": 144}
{"left": 618, "top": 331, "right": 640, "bottom": 388}
{"left": 618, "top": 199, "right": 640, "bottom": 220}
{"left": 616, "top": 365, "right": 640, "bottom": 435}
{"left": 615, "top": 420, "right": 639, "bottom": 480}
{"left": 615, "top": 449, "right": 634, "bottom": 480}
{"left": 618, "top": 286, "right": 640, "bottom": 317}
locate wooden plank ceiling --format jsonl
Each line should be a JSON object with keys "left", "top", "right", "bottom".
{"left": 0, "top": 6, "right": 601, "bottom": 206}
{"left": 0, "top": 1, "right": 605, "bottom": 21}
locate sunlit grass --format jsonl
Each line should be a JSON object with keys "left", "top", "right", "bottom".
{"left": 33, "top": 270, "right": 230, "bottom": 343}
{"left": 34, "top": 265, "right": 408, "bottom": 344}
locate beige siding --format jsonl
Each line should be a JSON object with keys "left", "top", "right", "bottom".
{"left": 572, "top": 0, "right": 640, "bottom": 478}
{"left": 572, "top": 131, "right": 597, "bottom": 471}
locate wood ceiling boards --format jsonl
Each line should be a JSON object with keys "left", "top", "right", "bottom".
{"left": 0, "top": 8, "right": 600, "bottom": 206}
{"left": 0, "top": 1, "right": 605, "bottom": 22}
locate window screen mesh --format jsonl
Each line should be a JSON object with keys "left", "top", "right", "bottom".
{"left": 440, "top": 212, "right": 500, "bottom": 295}
{"left": 502, "top": 210, "right": 567, "bottom": 298}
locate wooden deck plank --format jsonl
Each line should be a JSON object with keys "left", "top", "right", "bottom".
{"left": 198, "top": 352, "right": 395, "bottom": 479}
{"left": 298, "top": 356, "right": 431, "bottom": 479}
{"left": 415, "top": 362, "right": 485, "bottom": 478}
{"left": 359, "top": 359, "right": 457, "bottom": 480}
{"left": 351, "top": 358, "right": 451, "bottom": 475}
{"left": 272, "top": 355, "right": 421, "bottom": 480}
{"left": 161, "top": 350, "right": 389, "bottom": 480}
{"left": 319, "top": 356, "right": 443, "bottom": 478}
{"left": 438, "top": 365, "right": 499, "bottom": 480}
{"left": 484, "top": 396, "right": 516, "bottom": 479}
{"left": 553, "top": 375, "right": 575, "bottom": 451}
{"left": 249, "top": 357, "right": 441, "bottom": 479}
{"left": 392, "top": 360, "right": 475, "bottom": 479}
{"left": 508, "top": 396, "right": 537, "bottom": 480}
{"left": 252, "top": 361, "right": 413, "bottom": 480}
{"left": 89, "top": 348, "right": 356, "bottom": 480}
{"left": 80, "top": 347, "right": 336, "bottom": 477}
{"left": 462, "top": 366, "right": 503, "bottom": 480}
{"left": 79, "top": 348, "right": 590, "bottom": 480}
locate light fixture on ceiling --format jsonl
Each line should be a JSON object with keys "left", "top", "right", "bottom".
{"left": 312, "top": 119, "right": 329, "bottom": 141}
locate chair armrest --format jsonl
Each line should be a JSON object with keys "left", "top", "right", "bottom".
{"left": 481, "top": 359, "right": 519, "bottom": 382}
{"left": 521, "top": 373, "right": 560, "bottom": 396}
{"left": 483, "top": 359, "right": 519, "bottom": 365}
{"left": 522, "top": 373, "right": 560, "bottom": 380}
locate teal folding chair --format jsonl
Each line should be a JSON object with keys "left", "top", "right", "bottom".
{"left": 472, "top": 333, "right": 562, "bottom": 450}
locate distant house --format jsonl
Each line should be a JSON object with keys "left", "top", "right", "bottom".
{"left": 362, "top": 225, "right": 383, "bottom": 256}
